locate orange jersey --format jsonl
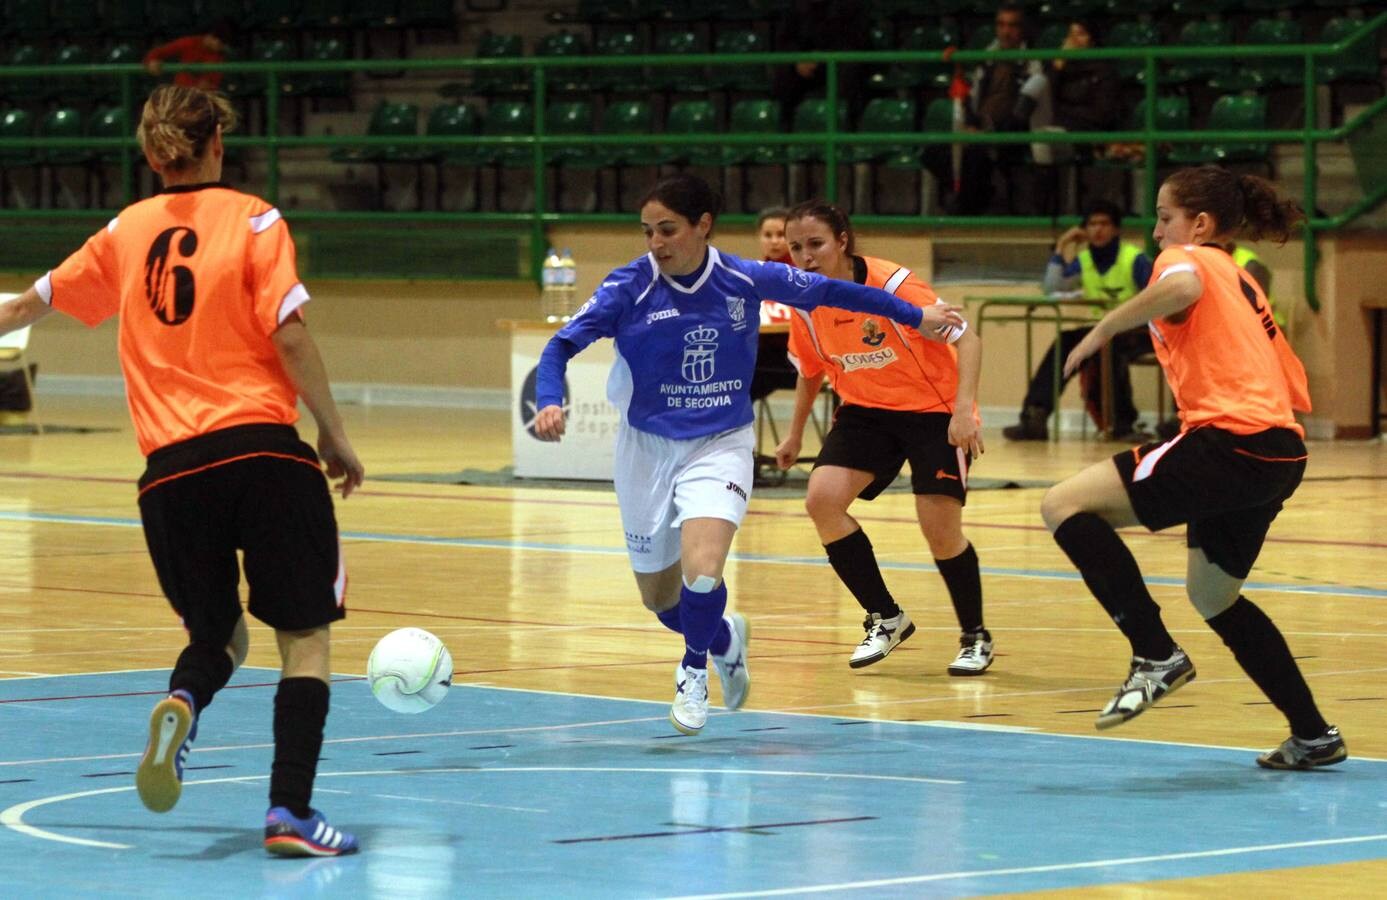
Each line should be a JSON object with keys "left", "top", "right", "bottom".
{"left": 37, "top": 184, "right": 308, "bottom": 455}
{"left": 1148, "top": 244, "right": 1310, "bottom": 437}
{"left": 787, "top": 256, "right": 965, "bottom": 413}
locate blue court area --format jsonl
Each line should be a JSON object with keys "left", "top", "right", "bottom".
{"left": 2, "top": 668, "right": 1386, "bottom": 899}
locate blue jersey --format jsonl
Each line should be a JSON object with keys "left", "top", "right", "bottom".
{"left": 536, "top": 247, "right": 928, "bottom": 440}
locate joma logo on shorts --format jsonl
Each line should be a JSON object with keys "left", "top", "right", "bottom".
{"left": 725, "top": 481, "right": 747, "bottom": 501}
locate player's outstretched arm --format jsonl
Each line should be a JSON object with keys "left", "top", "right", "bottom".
{"left": 272, "top": 316, "right": 364, "bottom": 498}
{"left": 0, "top": 287, "right": 55, "bottom": 336}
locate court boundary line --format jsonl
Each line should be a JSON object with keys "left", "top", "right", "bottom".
{"left": 0, "top": 509, "right": 1379, "bottom": 600}
{"left": 3, "top": 668, "right": 1386, "bottom": 768}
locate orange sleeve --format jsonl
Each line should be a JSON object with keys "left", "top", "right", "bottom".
{"left": 46, "top": 225, "right": 120, "bottom": 327}
{"left": 785, "top": 314, "right": 825, "bottom": 379}
{"left": 892, "top": 275, "right": 938, "bottom": 308}
{"left": 246, "top": 208, "right": 308, "bottom": 334}
{"left": 1151, "top": 246, "right": 1199, "bottom": 284}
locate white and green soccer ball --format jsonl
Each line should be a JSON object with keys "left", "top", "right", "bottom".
{"left": 367, "top": 627, "right": 453, "bottom": 714}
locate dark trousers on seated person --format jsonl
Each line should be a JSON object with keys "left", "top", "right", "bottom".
{"left": 1022, "top": 325, "right": 1150, "bottom": 431}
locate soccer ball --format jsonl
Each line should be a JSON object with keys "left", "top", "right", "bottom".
{"left": 367, "top": 627, "right": 453, "bottom": 714}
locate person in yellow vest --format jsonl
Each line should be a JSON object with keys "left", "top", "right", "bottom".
{"left": 1003, "top": 200, "right": 1154, "bottom": 442}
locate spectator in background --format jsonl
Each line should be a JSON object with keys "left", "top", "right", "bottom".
{"left": 771, "top": 0, "right": 870, "bottom": 130}
{"left": 1003, "top": 200, "right": 1153, "bottom": 442}
{"left": 954, "top": 1, "right": 1048, "bottom": 214}
{"left": 0, "top": 365, "right": 35, "bottom": 428}
{"left": 750, "top": 208, "right": 799, "bottom": 486}
{"left": 144, "top": 21, "right": 235, "bottom": 91}
{"left": 1047, "top": 20, "right": 1122, "bottom": 141}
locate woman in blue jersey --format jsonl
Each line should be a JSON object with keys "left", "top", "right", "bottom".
{"left": 532, "top": 174, "right": 964, "bottom": 735}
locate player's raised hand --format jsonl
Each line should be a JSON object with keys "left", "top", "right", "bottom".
{"left": 533, "top": 404, "right": 566, "bottom": 441}
{"left": 919, "top": 303, "right": 965, "bottom": 336}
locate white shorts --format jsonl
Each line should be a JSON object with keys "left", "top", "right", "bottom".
{"left": 613, "top": 423, "right": 755, "bottom": 573}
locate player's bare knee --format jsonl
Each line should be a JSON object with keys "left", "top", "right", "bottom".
{"left": 225, "top": 616, "right": 250, "bottom": 669}
{"left": 1039, "top": 486, "right": 1074, "bottom": 532}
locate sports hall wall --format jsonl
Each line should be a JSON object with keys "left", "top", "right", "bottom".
{"left": 1, "top": 226, "right": 1381, "bottom": 438}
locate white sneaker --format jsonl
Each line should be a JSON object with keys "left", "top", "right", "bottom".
{"left": 712, "top": 613, "right": 751, "bottom": 710}
{"left": 849, "top": 610, "right": 915, "bottom": 669}
{"left": 1095, "top": 647, "right": 1196, "bottom": 730}
{"left": 947, "top": 630, "right": 994, "bottom": 676}
{"left": 670, "top": 664, "right": 709, "bottom": 735}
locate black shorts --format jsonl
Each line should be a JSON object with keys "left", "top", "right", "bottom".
{"left": 814, "top": 405, "right": 969, "bottom": 503}
{"left": 1113, "top": 426, "right": 1306, "bottom": 580}
{"left": 137, "top": 424, "right": 345, "bottom": 646}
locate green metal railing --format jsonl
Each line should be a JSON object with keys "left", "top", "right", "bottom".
{"left": 0, "top": 11, "right": 1383, "bottom": 308}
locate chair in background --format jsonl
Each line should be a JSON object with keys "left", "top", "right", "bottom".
{"left": 0, "top": 325, "right": 42, "bottom": 435}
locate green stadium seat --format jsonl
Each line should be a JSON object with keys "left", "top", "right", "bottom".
{"left": 1035, "top": 22, "right": 1068, "bottom": 50}
{"left": 1163, "top": 20, "right": 1234, "bottom": 85}
{"left": 330, "top": 101, "right": 422, "bottom": 209}
{"left": 716, "top": 0, "right": 789, "bottom": 21}
{"left": 45, "top": 44, "right": 94, "bottom": 104}
{"left": 247, "top": 0, "right": 300, "bottom": 31}
{"left": 723, "top": 98, "right": 780, "bottom": 166}
{"left": 1106, "top": 21, "right": 1160, "bottom": 84}
{"left": 0, "top": 108, "right": 38, "bottom": 167}
{"left": 648, "top": 29, "right": 707, "bottom": 93}
{"left": 0, "top": 45, "right": 43, "bottom": 107}
{"left": 294, "top": 37, "right": 352, "bottom": 101}
{"left": 544, "top": 100, "right": 594, "bottom": 166}
{"left": 1317, "top": 17, "right": 1382, "bottom": 84}
{"left": 598, "top": 99, "right": 656, "bottom": 167}
{"left": 1211, "top": 19, "right": 1303, "bottom": 92}
{"left": 350, "top": 0, "right": 399, "bottom": 29}
{"left": 845, "top": 98, "right": 918, "bottom": 167}
{"left": 426, "top": 102, "right": 481, "bottom": 210}
{"left": 663, "top": 99, "right": 720, "bottom": 167}
{"left": 709, "top": 30, "right": 768, "bottom": 93}
{"left": 788, "top": 97, "right": 849, "bottom": 164}
{"left": 870, "top": 24, "right": 956, "bottom": 93}
{"left": 637, "top": 0, "right": 720, "bottom": 23}
{"left": 590, "top": 29, "right": 642, "bottom": 92}
{"left": 1038, "top": 0, "right": 1106, "bottom": 17}
{"left": 88, "top": 105, "right": 132, "bottom": 207}
{"left": 536, "top": 30, "right": 590, "bottom": 94}
{"left": 91, "top": 44, "right": 142, "bottom": 105}
{"left": 471, "top": 33, "right": 527, "bottom": 96}
{"left": 39, "top": 107, "right": 88, "bottom": 206}
{"left": 1168, "top": 94, "right": 1268, "bottom": 168}
{"left": 223, "top": 38, "right": 296, "bottom": 103}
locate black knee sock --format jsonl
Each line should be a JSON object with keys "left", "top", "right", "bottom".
{"left": 169, "top": 642, "right": 235, "bottom": 715}
{"left": 1052, "top": 513, "right": 1175, "bottom": 660}
{"left": 1207, "top": 596, "right": 1329, "bottom": 740}
{"left": 270, "top": 677, "right": 329, "bottom": 818}
{"left": 935, "top": 543, "right": 984, "bottom": 635}
{"left": 824, "top": 528, "right": 899, "bottom": 618}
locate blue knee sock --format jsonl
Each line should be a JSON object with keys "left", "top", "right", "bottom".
{"left": 678, "top": 579, "right": 728, "bottom": 670}
{"left": 656, "top": 605, "right": 683, "bottom": 633}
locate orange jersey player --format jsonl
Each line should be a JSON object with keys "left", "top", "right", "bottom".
{"left": 1041, "top": 164, "right": 1343, "bottom": 771}
{"left": 776, "top": 200, "right": 993, "bottom": 676}
{"left": 0, "top": 85, "right": 363, "bottom": 855}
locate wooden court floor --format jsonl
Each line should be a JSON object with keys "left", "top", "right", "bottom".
{"left": 1, "top": 396, "right": 1384, "bottom": 896}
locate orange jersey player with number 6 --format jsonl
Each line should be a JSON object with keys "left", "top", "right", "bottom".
{"left": 0, "top": 85, "right": 365, "bottom": 855}
{"left": 775, "top": 200, "right": 994, "bottom": 676}
{"left": 1041, "top": 165, "right": 1344, "bottom": 770}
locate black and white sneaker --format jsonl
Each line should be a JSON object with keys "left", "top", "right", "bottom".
{"left": 849, "top": 611, "right": 915, "bottom": 669}
{"left": 947, "top": 630, "right": 993, "bottom": 676}
{"left": 1257, "top": 726, "right": 1347, "bottom": 770}
{"left": 1095, "top": 647, "right": 1196, "bottom": 730}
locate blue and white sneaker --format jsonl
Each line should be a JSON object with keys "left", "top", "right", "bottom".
{"left": 670, "top": 664, "right": 709, "bottom": 735}
{"left": 264, "top": 807, "right": 360, "bottom": 857}
{"left": 136, "top": 689, "right": 197, "bottom": 813}
{"left": 712, "top": 613, "right": 751, "bottom": 710}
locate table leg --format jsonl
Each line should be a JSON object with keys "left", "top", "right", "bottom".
{"left": 1373, "top": 308, "right": 1383, "bottom": 438}
{"left": 1100, "top": 342, "right": 1114, "bottom": 440}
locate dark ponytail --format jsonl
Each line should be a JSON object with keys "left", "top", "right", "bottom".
{"left": 1237, "top": 172, "right": 1305, "bottom": 244}
{"left": 785, "top": 198, "right": 857, "bottom": 256}
{"left": 1163, "top": 165, "right": 1305, "bottom": 245}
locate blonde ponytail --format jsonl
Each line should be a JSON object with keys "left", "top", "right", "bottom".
{"left": 136, "top": 85, "right": 238, "bottom": 172}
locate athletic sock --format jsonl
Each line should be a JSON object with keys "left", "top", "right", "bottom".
{"left": 824, "top": 528, "right": 900, "bottom": 618}
{"left": 935, "top": 543, "right": 984, "bottom": 635}
{"left": 678, "top": 579, "right": 728, "bottom": 670}
{"left": 658, "top": 603, "right": 731, "bottom": 657}
{"left": 1207, "top": 596, "right": 1329, "bottom": 740}
{"left": 168, "top": 641, "right": 234, "bottom": 715}
{"left": 1052, "top": 513, "right": 1175, "bottom": 660}
{"left": 270, "top": 677, "right": 329, "bottom": 819}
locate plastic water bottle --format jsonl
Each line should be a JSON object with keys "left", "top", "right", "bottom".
{"left": 558, "top": 248, "right": 578, "bottom": 318}
{"left": 541, "top": 247, "right": 563, "bottom": 323}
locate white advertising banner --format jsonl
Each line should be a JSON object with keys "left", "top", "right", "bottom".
{"left": 510, "top": 326, "right": 620, "bottom": 480}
